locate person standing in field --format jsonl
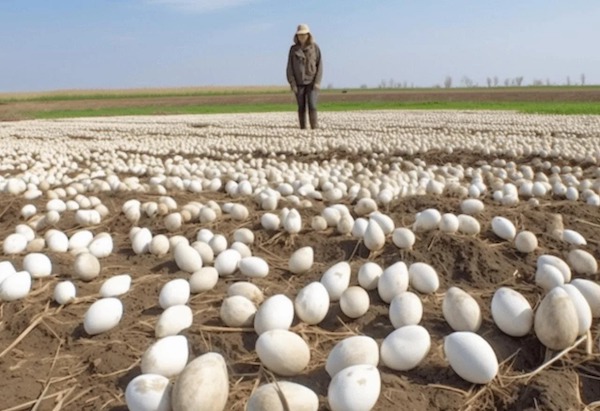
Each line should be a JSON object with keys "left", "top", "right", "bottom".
{"left": 287, "top": 24, "right": 323, "bottom": 130}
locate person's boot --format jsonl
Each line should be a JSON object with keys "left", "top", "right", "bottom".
{"left": 298, "top": 110, "right": 307, "bottom": 129}
{"left": 309, "top": 110, "right": 318, "bottom": 129}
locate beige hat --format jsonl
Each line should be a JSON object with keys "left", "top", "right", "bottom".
{"left": 296, "top": 24, "right": 310, "bottom": 35}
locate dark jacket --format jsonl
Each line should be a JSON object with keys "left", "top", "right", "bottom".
{"left": 287, "top": 35, "right": 323, "bottom": 88}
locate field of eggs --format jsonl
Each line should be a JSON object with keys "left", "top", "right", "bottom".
{"left": 1, "top": 110, "right": 600, "bottom": 411}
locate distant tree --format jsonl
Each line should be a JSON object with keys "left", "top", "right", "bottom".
{"left": 566, "top": 76, "right": 571, "bottom": 86}
{"left": 433, "top": 84, "right": 441, "bottom": 88}
{"left": 378, "top": 79, "right": 387, "bottom": 88}
{"left": 504, "top": 78, "right": 510, "bottom": 87}
{"left": 581, "top": 73, "right": 586, "bottom": 86}
{"left": 515, "top": 76, "right": 524, "bottom": 86}
{"left": 461, "top": 76, "right": 474, "bottom": 87}
{"left": 444, "top": 76, "right": 453, "bottom": 88}
{"left": 532, "top": 79, "right": 544, "bottom": 86}
{"left": 546, "top": 78, "right": 551, "bottom": 86}
{"left": 403, "top": 81, "right": 408, "bottom": 88}
{"left": 486, "top": 77, "right": 492, "bottom": 88}
{"left": 493, "top": 76, "right": 499, "bottom": 87}
{"left": 360, "top": 84, "right": 368, "bottom": 89}
{"left": 327, "top": 83, "right": 334, "bottom": 90}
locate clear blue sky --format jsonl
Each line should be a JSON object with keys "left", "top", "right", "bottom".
{"left": 1, "top": 0, "right": 599, "bottom": 92}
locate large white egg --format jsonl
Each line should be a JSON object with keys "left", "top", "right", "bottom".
{"left": 73, "top": 252, "right": 101, "bottom": 281}
{"left": 99, "top": 274, "right": 131, "bottom": 297}
{"left": 191, "top": 241, "right": 214, "bottom": 264}
{"left": 491, "top": 216, "right": 516, "bottom": 240}
{"left": 220, "top": 295, "right": 256, "bottom": 327}
{"left": 377, "top": 262, "right": 409, "bottom": 304}
{"left": 535, "top": 264, "right": 565, "bottom": 292}
{"left": 328, "top": 364, "right": 381, "bottom": 411}
{"left": 53, "top": 280, "right": 76, "bottom": 305}
{"left": 439, "top": 213, "right": 459, "bottom": 233}
{"left": 159, "top": 278, "right": 190, "bottom": 309}
{"left": 171, "top": 352, "right": 228, "bottom": 411}
{"left": 340, "top": 286, "right": 370, "bottom": 318}
{"left": 141, "top": 335, "right": 189, "bottom": 378}
{"left": 256, "top": 329, "right": 310, "bottom": 376}
{"left": 288, "top": 246, "right": 314, "bottom": 274}
{"left": 214, "top": 249, "right": 242, "bottom": 276}
{"left": 3, "top": 233, "right": 28, "bottom": 255}
{"left": 239, "top": 256, "right": 269, "bottom": 278}
{"left": 443, "top": 287, "right": 482, "bottom": 332}
{"left": 155, "top": 304, "right": 194, "bottom": 337}
{"left": 68, "top": 230, "right": 94, "bottom": 250}
{"left": 514, "top": 231, "right": 538, "bottom": 253}
{"left": 125, "top": 374, "right": 171, "bottom": 411}
{"left": 189, "top": 267, "right": 219, "bottom": 293}
{"left": 325, "top": 335, "right": 379, "bottom": 378}
{"left": 294, "top": 281, "right": 330, "bottom": 325}
{"left": 88, "top": 233, "right": 113, "bottom": 258}
{"left": 444, "top": 332, "right": 498, "bottom": 384}
{"left": 413, "top": 209, "right": 441, "bottom": 232}
{"left": 534, "top": 287, "right": 578, "bottom": 350}
{"left": 568, "top": 249, "right": 598, "bottom": 275}
{"left": 83, "top": 297, "right": 123, "bottom": 335}
{"left": 389, "top": 292, "right": 423, "bottom": 328}
{"left": 380, "top": 325, "right": 430, "bottom": 371}
{"left": 246, "top": 381, "right": 318, "bottom": 411}
{"left": 370, "top": 211, "right": 395, "bottom": 234}
{"left": 233, "top": 228, "right": 255, "bottom": 245}
{"left": 490, "top": 287, "right": 533, "bottom": 337}
{"left": 408, "top": 262, "right": 439, "bottom": 294}
{"left": 570, "top": 279, "right": 600, "bottom": 317}
{"left": 254, "top": 294, "right": 294, "bottom": 334}
{"left": 0, "top": 261, "right": 17, "bottom": 283}
{"left": 23, "top": 252, "right": 52, "bottom": 278}
{"left": 321, "top": 261, "right": 351, "bottom": 301}
{"left": 174, "top": 243, "right": 203, "bottom": 273}
{"left": 132, "top": 228, "right": 153, "bottom": 255}
{"left": 357, "top": 262, "right": 382, "bottom": 290}
{"left": 460, "top": 199, "right": 484, "bottom": 215}
{"left": 457, "top": 214, "right": 481, "bottom": 235}
{"left": 562, "top": 229, "right": 586, "bottom": 246}
{"left": 561, "top": 284, "right": 592, "bottom": 336}
{"left": 149, "top": 234, "right": 170, "bottom": 256}
{"left": 363, "top": 219, "right": 386, "bottom": 251}
{"left": 0, "top": 271, "right": 32, "bottom": 301}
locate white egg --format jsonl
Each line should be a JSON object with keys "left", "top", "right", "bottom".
{"left": 570, "top": 279, "right": 600, "bottom": 317}
{"left": 256, "top": 329, "right": 310, "bottom": 376}
{"left": 3, "top": 233, "right": 28, "bottom": 255}
{"left": 490, "top": 287, "right": 533, "bottom": 337}
{"left": 389, "top": 292, "right": 423, "bottom": 328}
{"left": 370, "top": 211, "right": 395, "bottom": 234}
{"left": 439, "top": 213, "right": 459, "bottom": 233}
{"left": 443, "top": 287, "right": 482, "bottom": 332}
{"left": 246, "top": 381, "right": 318, "bottom": 411}
{"left": 22, "top": 252, "right": 52, "bottom": 278}
{"left": 491, "top": 216, "right": 516, "bottom": 240}
{"left": 0, "top": 261, "right": 17, "bottom": 283}
{"left": 535, "top": 263, "right": 565, "bottom": 292}
{"left": 227, "top": 281, "right": 263, "bottom": 304}
{"left": 83, "top": 297, "right": 123, "bottom": 335}
{"left": 189, "top": 267, "right": 219, "bottom": 293}
{"left": 53, "top": 281, "right": 76, "bottom": 305}
{"left": 74, "top": 252, "right": 101, "bottom": 281}
{"left": 171, "top": 352, "right": 228, "bottom": 411}
{"left": 289, "top": 246, "right": 314, "bottom": 274}
{"left": 444, "top": 332, "right": 498, "bottom": 384}
{"left": 233, "top": 228, "right": 255, "bottom": 245}
{"left": 328, "top": 364, "right": 381, "bottom": 411}
{"left": 191, "top": 241, "right": 214, "bottom": 264}
{"left": 514, "top": 231, "right": 538, "bottom": 253}
{"left": 174, "top": 243, "right": 203, "bottom": 273}
{"left": 357, "top": 262, "right": 382, "bottom": 290}
{"left": 230, "top": 241, "right": 252, "bottom": 258}
{"left": 149, "top": 234, "right": 170, "bottom": 256}
{"left": 326, "top": 335, "right": 379, "bottom": 378}
{"left": 261, "top": 213, "right": 280, "bottom": 230}
{"left": 377, "top": 262, "right": 409, "bottom": 304}
{"left": 254, "top": 294, "right": 294, "bottom": 334}
{"left": 283, "top": 209, "right": 302, "bottom": 234}
{"left": 208, "top": 234, "right": 228, "bottom": 255}
{"left": 46, "top": 230, "right": 69, "bottom": 252}
{"left": 155, "top": 304, "right": 193, "bottom": 337}
{"left": 460, "top": 199, "right": 484, "bottom": 215}
{"left": 351, "top": 218, "right": 368, "bottom": 238}
{"left": 391, "top": 227, "right": 416, "bottom": 249}
{"left": 413, "top": 209, "right": 441, "bottom": 232}
{"left": 68, "top": 230, "right": 94, "bottom": 250}
{"left": 141, "top": 335, "right": 189, "bottom": 378}
{"left": 125, "top": 374, "right": 171, "bottom": 411}
{"left": 381, "top": 325, "right": 430, "bottom": 371}
{"left": 537, "top": 255, "right": 571, "bottom": 282}
{"left": 363, "top": 219, "right": 386, "bottom": 251}
{"left": 457, "top": 214, "right": 480, "bottom": 235}
{"left": 159, "top": 278, "right": 190, "bottom": 309}
{"left": 563, "top": 229, "right": 587, "bottom": 246}
{"left": 220, "top": 295, "right": 256, "bottom": 327}
{"left": 561, "top": 284, "right": 592, "bottom": 336}
{"left": 99, "top": 274, "right": 132, "bottom": 297}
{"left": 408, "top": 262, "right": 439, "bottom": 294}
{"left": 88, "top": 233, "right": 113, "bottom": 258}
{"left": 340, "top": 286, "right": 370, "bottom": 318}
{"left": 568, "top": 249, "right": 598, "bottom": 275}
{"left": 0, "top": 271, "right": 32, "bottom": 301}
{"left": 214, "top": 249, "right": 242, "bottom": 277}
{"left": 354, "top": 198, "right": 378, "bottom": 216}
{"left": 294, "top": 281, "right": 330, "bottom": 325}
{"left": 321, "top": 261, "right": 351, "bottom": 301}
{"left": 534, "top": 287, "right": 578, "bottom": 350}
{"left": 239, "top": 256, "right": 269, "bottom": 278}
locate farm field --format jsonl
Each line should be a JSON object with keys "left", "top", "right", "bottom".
{"left": 1, "top": 109, "right": 600, "bottom": 410}
{"left": 1, "top": 86, "right": 600, "bottom": 120}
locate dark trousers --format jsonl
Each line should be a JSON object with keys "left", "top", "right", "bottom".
{"left": 295, "top": 84, "right": 318, "bottom": 129}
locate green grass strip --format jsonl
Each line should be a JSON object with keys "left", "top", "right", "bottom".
{"left": 31, "top": 100, "right": 600, "bottom": 119}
